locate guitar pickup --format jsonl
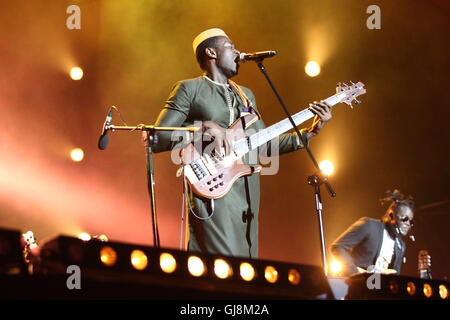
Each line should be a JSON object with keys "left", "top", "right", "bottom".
{"left": 190, "top": 161, "right": 207, "bottom": 179}
{"left": 202, "top": 155, "right": 218, "bottom": 175}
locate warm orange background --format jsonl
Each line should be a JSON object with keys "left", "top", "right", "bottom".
{"left": 0, "top": 0, "right": 448, "bottom": 278}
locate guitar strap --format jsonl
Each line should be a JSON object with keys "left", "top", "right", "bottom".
{"left": 228, "top": 80, "right": 262, "bottom": 119}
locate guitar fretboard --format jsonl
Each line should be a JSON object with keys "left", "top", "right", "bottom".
{"left": 233, "top": 93, "right": 343, "bottom": 157}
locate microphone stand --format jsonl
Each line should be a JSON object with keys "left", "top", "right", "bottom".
{"left": 104, "top": 124, "right": 199, "bottom": 248}
{"left": 254, "top": 59, "right": 336, "bottom": 275}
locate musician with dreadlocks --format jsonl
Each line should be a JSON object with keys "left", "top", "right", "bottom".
{"left": 330, "top": 190, "right": 415, "bottom": 275}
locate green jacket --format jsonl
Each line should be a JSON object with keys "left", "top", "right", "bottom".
{"left": 154, "top": 76, "right": 307, "bottom": 258}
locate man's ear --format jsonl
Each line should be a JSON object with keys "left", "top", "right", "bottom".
{"left": 389, "top": 211, "right": 396, "bottom": 224}
{"left": 205, "top": 47, "right": 217, "bottom": 59}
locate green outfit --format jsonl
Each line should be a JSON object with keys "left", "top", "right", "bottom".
{"left": 154, "top": 76, "right": 308, "bottom": 258}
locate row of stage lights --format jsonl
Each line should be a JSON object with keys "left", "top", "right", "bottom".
{"left": 2, "top": 228, "right": 447, "bottom": 300}
{"left": 401, "top": 281, "right": 448, "bottom": 299}
{"left": 0, "top": 230, "right": 332, "bottom": 299}
{"left": 385, "top": 277, "right": 448, "bottom": 300}
{"left": 71, "top": 233, "right": 305, "bottom": 286}
{"left": 328, "top": 258, "right": 448, "bottom": 300}
{"left": 377, "top": 277, "right": 449, "bottom": 300}
{"left": 69, "top": 236, "right": 450, "bottom": 300}
{"left": 97, "top": 245, "right": 301, "bottom": 285}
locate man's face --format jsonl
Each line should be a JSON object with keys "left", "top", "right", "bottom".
{"left": 395, "top": 206, "right": 414, "bottom": 236}
{"left": 214, "top": 37, "right": 240, "bottom": 78}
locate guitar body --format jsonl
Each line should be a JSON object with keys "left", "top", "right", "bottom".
{"left": 418, "top": 250, "right": 432, "bottom": 279}
{"left": 181, "top": 113, "right": 261, "bottom": 199}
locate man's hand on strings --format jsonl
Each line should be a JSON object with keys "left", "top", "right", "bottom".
{"left": 202, "top": 120, "right": 232, "bottom": 157}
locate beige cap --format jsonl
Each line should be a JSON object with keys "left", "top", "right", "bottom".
{"left": 192, "top": 28, "right": 229, "bottom": 54}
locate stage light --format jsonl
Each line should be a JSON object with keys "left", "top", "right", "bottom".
{"left": 305, "top": 61, "right": 320, "bottom": 77}
{"left": 93, "top": 234, "right": 108, "bottom": 242}
{"left": 131, "top": 250, "right": 148, "bottom": 270}
{"left": 100, "top": 246, "right": 117, "bottom": 267}
{"left": 439, "top": 285, "right": 448, "bottom": 299}
{"left": 70, "top": 67, "right": 83, "bottom": 80}
{"left": 214, "top": 258, "right": 233, "bottom": 279}
{"left": 406, "top": 282, "right": 416, "bottom": 296}
{"left": 288, "top": 269, "right": 301, "bottom": 285}
{"left": 389, "top": 280, "right": 399, "bottom": 294}
{"left": 319, "top": 160, "right": 334, "bottom": 176}
{"left": 77, "top": 232, "right": 91, "bottom": 241}
{"left": 423, "top": 283, "right": 433, "bottom": 298}
{"left": 264, "top": 266, "right": 278, "bottom": 284}
{"left": 188, "top": 256, "right": 206, "bottom": 277}
{"left": 70, "top": 148, "right": 84, "bottom": 162}
{"left": 22, "top": 231, "right": 38, "bottom": 250}
{"left": 329, "top": 259, "right": 342, "bottom": 276}
{"left": 160, "top": 252, "right": 176, "bottom": 273}
{"left": 240, "top": 262, "right": 256, "bottom": 282}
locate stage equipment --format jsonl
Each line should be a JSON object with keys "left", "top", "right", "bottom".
{"left": 346, "top": 273, "right": 449, "bottom": 300}
{"left": 35, "top": 235, "right": 334, "bottom": 300}
{"left": 97, "top": 106, "right": 199, "bottom": 248}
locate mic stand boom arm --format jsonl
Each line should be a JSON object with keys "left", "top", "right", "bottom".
{"left": 254, "top": 59, "right": 335, "bottom": 275}
{"left": 104, "top": 124, "right": 200, "bottom": 248}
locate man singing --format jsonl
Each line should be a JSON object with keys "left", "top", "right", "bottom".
{"left": 150, "top": 28, "right": 333, "bottom": 258}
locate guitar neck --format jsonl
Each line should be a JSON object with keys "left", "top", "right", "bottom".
{"left": 246, "top": 93, "right": 342, "bottom": 152}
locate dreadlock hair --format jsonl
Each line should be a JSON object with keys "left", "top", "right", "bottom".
{"left": 380, "top": 189, "right": 415, "bottom": 223}
{"left": 195, "top": 36, "right": 222, "bottom": 70}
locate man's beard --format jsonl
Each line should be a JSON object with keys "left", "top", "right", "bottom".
{"left": 220, "top": 61, "right": 239, "bottom": 78}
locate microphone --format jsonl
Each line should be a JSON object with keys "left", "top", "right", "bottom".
{"left": 409, "top": 229, "right": 416, "bottom": 242}
{"left": 98, "top": 108, "right": 113, "bottom": 150}
{"left": 239, "top": 50, "right": 277, "bottom": 62}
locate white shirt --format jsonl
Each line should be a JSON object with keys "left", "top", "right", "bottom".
{"left": 372, "top": 229, "right": 395, "bottom": 272}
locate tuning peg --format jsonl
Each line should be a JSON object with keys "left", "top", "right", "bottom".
{"left": 350, "top": 81, "right": 355, "bottom": 85}
{"left": 354, "top": 99, "right": 361, "bottom": 104}
{"left": 343, "top": 82, "right": 348, "bottom": 86}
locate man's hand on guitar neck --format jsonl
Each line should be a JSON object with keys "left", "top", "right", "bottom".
{"left": 306, "top": 100, "right": 333, "bottom": 137}
{"left": 141, "top": 120, "right": 232, "bottom": 157}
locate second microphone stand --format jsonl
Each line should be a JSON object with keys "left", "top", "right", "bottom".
{"left": 254, "top": 59, "right": 336, "bottom": 275}
{"left": 105, "top": 124, "right": 199, "bottom": 248}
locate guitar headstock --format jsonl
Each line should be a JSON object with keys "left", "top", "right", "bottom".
{"left": 336, "top": 81, "right": 366, "bottom": 108}
{"left": 22, "top": 230, "right": 38, "bottom": 264}
{"left": 418, "top": 249, "right": 431, "bottom": 271}
{"left": 22, "top": 231, "right": 38, "bottom": 250}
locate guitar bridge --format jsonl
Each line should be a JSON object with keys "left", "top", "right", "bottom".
{"left": 190, "top": 160, "right": 207, "bottom": 180}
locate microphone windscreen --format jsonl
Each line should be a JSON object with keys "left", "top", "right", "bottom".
{"left": 98, "top": 133, "right": 109, "bottom": 150}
